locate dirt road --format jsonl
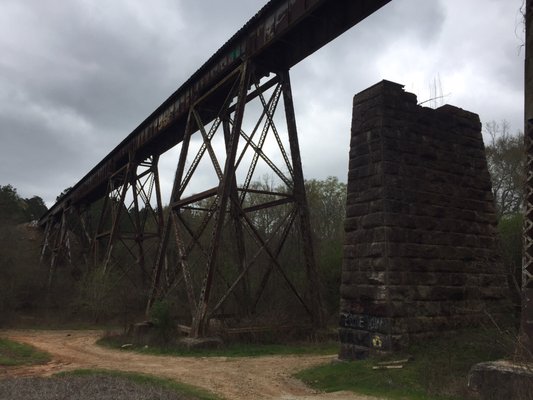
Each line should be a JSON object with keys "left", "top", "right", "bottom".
{"left": 1, "top": 330, "right": 378, "bottom": 400}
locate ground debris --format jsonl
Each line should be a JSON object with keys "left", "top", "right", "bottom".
{"left": 372, "top": 357, "right": 412, "bottom": 370}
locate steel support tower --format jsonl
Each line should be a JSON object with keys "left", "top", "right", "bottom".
{"left": 39, "top": 0, "right": 392, "bottom": 335}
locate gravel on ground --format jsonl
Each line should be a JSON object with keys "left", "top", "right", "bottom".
{"left": 0, "top": 375, "right": 190, "bottom": 400}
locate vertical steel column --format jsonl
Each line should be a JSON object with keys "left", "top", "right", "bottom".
{"left": 152, "top": 155, "right": 165, "bottom": 239}
{"left": 39, "top": 219, "right": 53, "bottom": 266}
{"left": 50, "top": 209, "right": 71, "bottom": 272}
{"left": 127, "top": 155, "right": 165, "bottom": 282}
{"left": 280, "top": 70, "right": 324, "bottom": 328}
{"left": 149, "top": 155, "right": 166, "bottom": 285}
{"left": 131, "top": 163, "right": 147, "bottom": 281}
{"left": 93, "top": 189, "right": 109, "bottom": 265}
{"left": 46, "top": 215, "right": 62, "bottom": 292}
{"left": 42, "top": 217, "right": 56, "bottom": 313}
{"left": 77, "top": 205, "right": 94, "bottom": 268}
{"left": 523, "top": 0, "right": 533, "bottom": 349}
{"left": 223, "top": 118, "right": 251, "bottom": 315}
{"left": 45, "top": 208, "right": 71, "bottom": 310}
{"left": 148, "top": 110, "right": 196, "bottom": 313}
{"left": 191, "top": 62, "right": 252, "bottom": 337}
{"left": 102, "top": 163, "right": 132, "bottom": 271}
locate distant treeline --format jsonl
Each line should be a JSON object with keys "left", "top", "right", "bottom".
{"left": 0, "top": 177, "right": 347, "bottom": 327}
{"left": 0, "top": 185, "right": 48, "bottom": 223}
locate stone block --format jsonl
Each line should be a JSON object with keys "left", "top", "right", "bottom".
{"left": 468, "top": 361, "right": 533, "bottom": 400}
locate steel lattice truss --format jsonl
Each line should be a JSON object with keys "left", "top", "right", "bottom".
{"left": 522, "top": 0, "right": 533, "bottom": 348}
{"left": 40, "top": 65, "right": 323, "bottom": 336}
{"left": 147, "top": 65, "right": 322, "bottom": 336}
{"left": 38, "top": 0, "right": 393, "bottom": 336}
{"left": 525, "top": 128, "right": 533, "bottom": 290}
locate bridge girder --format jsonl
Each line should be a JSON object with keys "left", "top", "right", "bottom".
{"left": 38, "top": 0, "right": 392, "bottom": 227}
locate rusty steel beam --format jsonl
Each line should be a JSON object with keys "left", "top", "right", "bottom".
{"left": 42, "top": 207, "right": 75, "bottom": 311}
{"left": 280, "top": 69, "right": 324, "bottom": 327}
{"left": 40, "top": 0, "right": 391, "bottom": 226}
{"left": 523, "top": 0, "right": 533, "bottom": 350}
{"left": 190, "top": 62, "right": 252, "bottom": 337}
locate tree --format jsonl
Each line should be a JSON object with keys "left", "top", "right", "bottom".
{"left": 484, "top": 121, "right": 525, "bottom": 318}
{"left": 24, "top": 196, "right": 47, "bottom": 221}
{"left": 0, "top": 185, "right": 48, "bottom": 223}
{"left": 498, "top": 213, "right": 523, "bottom": 316}
{"left": 306, "top": 177, "right": 347, "bottom": 242}
{"left": 484, "top": 120, "right": 525, "bottom": 218}
{"left": 56, "top": 187, "right": 73, "bottom": 202}
{"left": 0, "top": 185, "right": 26, "bottom": 223}
{"left": 305, "top": 177, "right": 347, "bottom": 315}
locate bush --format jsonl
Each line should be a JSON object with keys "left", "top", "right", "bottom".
{"left": 0, "top": 223, "right": 48, "bottom": 325}
{"left": 498, "top": 213, "right": 523, "bottom": 318}
{"left": 150, "top": 300, "right": 177, "bottom": 345}
{"left": 75, "top": 266, "right": 120, "bottom": 322}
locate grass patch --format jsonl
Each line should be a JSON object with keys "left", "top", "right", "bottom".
{"left": 0, "top": 337, "right": 51, "bottom": 366}
{"left": 98, "top": 334, "right": 338, "bottom": 358}
{"left": 296, "top": 329, "right": 515, "bottom": 400}
{"left": 54, "top": 369, "right": 221, "bottom": 400}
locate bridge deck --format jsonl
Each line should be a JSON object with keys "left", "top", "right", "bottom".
{"left": 40, "top": 0, "right": 391, "bottom": 224}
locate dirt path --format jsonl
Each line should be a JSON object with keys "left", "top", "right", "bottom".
{"left": 1, "top": 330, "right": 378, "bottom": 400}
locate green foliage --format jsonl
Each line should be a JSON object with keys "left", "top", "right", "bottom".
{"left": 484, "top": 121, "right": 524, "bottom": 317}
{"left": 0, "top": 184, "right": 48, "bottom": 223}
{"left": 296, "top": 329, "right": 513, "bottom": 400}
{"left": 0, "top": 254, "right": 16, "bottom": 324}
{"left": 76, "top": 266, "right": 120, "bottom": 322}
{"left": 54, "top": 369, "right": 221, "bottom": 400}
{"left": 0, "top": 338, "right": 51, "bottom": 366}
{"left": 25, "top": 196, "right": 48, "bottom": 221}
{"left": 0, "top": 184, "right": 27, "bottom": 223}
{"left": 484, "top": 121, "right": 525, "bottom": 218}
{"left": 0, "top": 222, "right": 48, "bottom": 324}
{"left": 306, "top": 176, "right": 346, "bottom": 243}
{"left": 498, "top": 213, "right": 523, "bottom": 315}
{"left": 56, "top": 186, "right": 73, "bottom": 202}
{"left": 316, "top": 239, "right": 343, "bottom": 316}
{"left": 0, "top": 178, "right": 347, "bottom": 328}
{"left": 98, "top": 334, "right": 338, "bottom": 357}
{"left": 150, "top": 300, "right": 177, "bottom": 344}
{"left": 306, "top": 176, "right": 346, "bottom": 315}
{"left": 499, "top": 213, "right": 523, "bottom": 280}
{"left": 151, "top": 175, "right": 347, "bottom": 327}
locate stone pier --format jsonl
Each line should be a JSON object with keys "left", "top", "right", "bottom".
{"left": 339, "top": 80, "right": 510, "bottom": 359}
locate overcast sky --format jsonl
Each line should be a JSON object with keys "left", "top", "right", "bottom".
{"left": 0, "top": 0, "right": 525, "bottom": 206}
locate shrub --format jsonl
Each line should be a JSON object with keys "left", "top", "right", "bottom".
{"left": 150, "top": 300, "right": 177, "bottom": 345}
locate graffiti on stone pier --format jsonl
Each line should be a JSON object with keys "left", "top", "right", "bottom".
{"left": 340, "top": 312, "right": 387, "bottom": 332}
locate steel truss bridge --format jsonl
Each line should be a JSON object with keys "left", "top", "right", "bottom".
{"left": 39, "top": 0, "right": 391, "bottom": 337}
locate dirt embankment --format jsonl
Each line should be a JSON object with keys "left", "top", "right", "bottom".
{"left": 1, "top": 330, "right": 379, "bottom": 400}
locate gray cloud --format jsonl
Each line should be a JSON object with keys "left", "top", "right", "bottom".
{"left": 0, "top": 0, "right": 525, "bottom": 206}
